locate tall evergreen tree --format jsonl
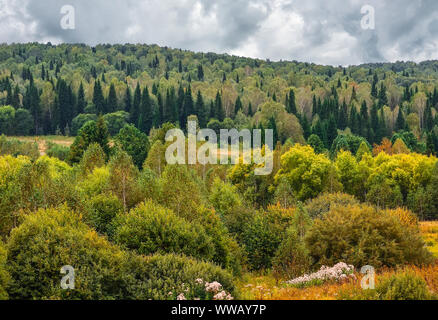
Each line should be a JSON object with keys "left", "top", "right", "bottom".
{"left": 196, "top": 91, "right": 207, "bottom": 128}
{"left": 234, "top": 96, "right": 243, "bottom": 116}
{"left": 287, "top": 89, "right": 297, "bottom": 115}
{"left": 93, "top": 80, "right": 106, "bottom": 114}
{"left": 124, "top": 86, "right": 132, "bottom": 113}
{"left": 139, "top": 87, "right": 153, "bottom": 134}
{"left": 395, "top": 107, "right": 406, "bottom": 132}
{"left": 77, "top": 83, "right": 86, "bottom": 114}
{"left": 215, "top": 91, "right": 224, "bottom": 122}
{"left": 131, "top": 83, "right": 141, "bottom": 124}
{"left": 107, "top": 83, "right": 118, "bottom": 112}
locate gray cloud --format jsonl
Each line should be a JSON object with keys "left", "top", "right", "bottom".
{"left": 1, "top": 0, "right": 438, "bottom": 65}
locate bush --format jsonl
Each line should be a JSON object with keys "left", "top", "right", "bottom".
{"left": 6, "top": 206, "right": 235, "bottom": 300}
{"left": 84, "top": 193, "right": 123, "bottom": 235}
{"left": 305, "top": 205, "right": 433, "bottom": 269}
{"left": 376, "top": 272, "right": 433, "bottom": 300}
{"left": 46, "top": 142, "right": 70, "bottom": 161}
{"left": 242, "top": 208, "right": 291, "bottom": 271}
{"left": 304, "top": 192, "right": 359, "bottom": 219}
{"left": 0, "top": 135, "right": 39, "bottom": 160}
{"left": 6, "top": 206, "right": 140, "bottom": 299}
{"left": 272, "top": 227, "right": 312, "bottom": 279}
{"left": 140, "top": 253, "right": 237, "bottom": 300}
{"left": 0, "top": 242, "right": 10, "bottom": 300}
{"left": 113, "top": 201, "right": 215, "bottom": 261}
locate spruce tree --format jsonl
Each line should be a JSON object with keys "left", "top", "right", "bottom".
{"left": 124, "top": 86, "right": 132, "bottom": 113}
{"left": 287, "top": 89, "right": 297, "bottom": 115}
{"left": 131, "top": 83, "right": 141, "bottom": 125}
{"left": 107, "top": 83, "right": 118, "bottom": 112}
{"left": 77, "top": 83, "right": 86, "bottom": 114}
{"left": 395, "top": 107, "right": 405, "bottom": 132}
{"left": 93, "top": 80, "right": 106, "bottom": 114}
{"left": 215, "top": 91, "right": 224, "bottom": 121}
{"left": 234, "top": 96, "right": 243, "bottom": 116}
{"left": 196, "top": 91, "right": 207, "bottom": 128}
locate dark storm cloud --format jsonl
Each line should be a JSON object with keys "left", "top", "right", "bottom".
{"left": 1, "top": 0, "right": 438, "bottom": 65}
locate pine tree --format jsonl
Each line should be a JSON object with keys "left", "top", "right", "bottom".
{"left": 287, "top": 89, "right": 297, "bottom": 115}
{"left": 139, "top": 87, "right": 153, "bottom": 134}
{"left": 93, "top": 80, "right": 106, "bottom": 114}
{"left": 77, "top": 83, "right": 86, "bottom": 114}
{"left": 338, "top": 99, "right": 348, "bottom": 130}
{"left": 124, "top": 86, "right": 132, "bottom": 113}
{"left": 197, "top": 65, "right": 204, "bottom": 81}
{"left": 378, "top": 83, "right": 388, "bottom": 107}
{"left": 248, "top": 102, "right": 253, "bottom": 117}
{"left": 371, "top": 73, "right": 378, "bottom": 98}
{"left": 131, "top": 83, "right": 141, "bottom": 125}
{"left": 326, "top": 115, "right": 338, "bottom": 148}
{"left": 268, "top": 116, "right": 279, "bottom": 145}
{"left": 107, "top": 83, "right": 118, "bottom": 112}
{"left": 395, "top": 107, "right": 405, "bottom": 132}
{"left": 196, "top": 91, "right": 207, "bottom": 128}
{"left": 215, "top": 91, "right": 224, "bottom": 121}
{"left": 234, "top": 96, "right": 243, "bottom": 116}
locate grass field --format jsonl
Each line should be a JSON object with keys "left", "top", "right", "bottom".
{"left": 8, "top": 136, "right": 74, "bottom": 155}
{"left": 237, "top": 222, "right": 438, "bottom": 300}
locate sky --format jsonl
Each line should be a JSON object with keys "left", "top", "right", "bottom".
{"left": 1, "top": 0, "right": 438, "bottom": 66}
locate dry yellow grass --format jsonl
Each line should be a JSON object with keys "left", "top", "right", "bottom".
{"left": 420, "top": 221, "right": 438, "bottom": 258}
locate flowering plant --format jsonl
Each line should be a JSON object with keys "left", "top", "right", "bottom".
{"left": 286, "top": 262, "right": 355, "bottom": 288}
{"left": 168, "top": 279, "right": 234, "bottom": 300}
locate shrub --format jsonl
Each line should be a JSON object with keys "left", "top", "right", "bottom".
{"left": 304, "top": 192, "right": 359, "bottom": 219}
{"left": 6, "top": 206, "right": 235, "bottom": 300}
{"left": 139, "top": 254, "right": 237, "bottom": 300}
{"left": 242, "top": 209, "right": 290, "bottom": 271}
{"left": 113, "top": 201, "right": 215, "bottom": 261}
{"left": 0, "top": 135, "right": 39, "bottom": 159}
{"left": 305, "top": 205, "right": 433, "bottom": 269}
{"left": 376, "top": 272, "right": 433, "bottom": 300}
{"left": 272, "top": 227, "right": 312, "bottom": 279}
{"left": 46, "top": 142, "right": 70, "bottom": 161}
{"left": 84, "top": 193, "right": 123, "bottom": 235}
{"left": 6, "top": 206, "right": 140, "bottom": 299}
{"left": 0, "top": 242, "right": 10, "bottom": 300}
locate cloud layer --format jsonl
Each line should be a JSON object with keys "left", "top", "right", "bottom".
{"left": 1, "top": 0, "right": 438, "bottom": 66}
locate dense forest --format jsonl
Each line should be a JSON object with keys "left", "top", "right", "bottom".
{"left": 0, "top": 43, "right": 438, "bottom": 152}
{"left": 1, "top": 43, "right": 438, "bottom": 300}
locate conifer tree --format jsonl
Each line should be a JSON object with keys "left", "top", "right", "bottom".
{"left": 107, "top": 83, "right": 118, "bottom": 112}
{"left": 77, "top": 83, "right": 86, "bottom": 114}
{"left": 131, "top": 83, "right": 141, "bottom": 124}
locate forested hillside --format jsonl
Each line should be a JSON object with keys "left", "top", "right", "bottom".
{"left": 1, "top": 43, "right": 438, "bottom": 154}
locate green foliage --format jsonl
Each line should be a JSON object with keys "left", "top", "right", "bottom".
{"left": 0, "top": 135, "right": 39, "bottom": 159}
{"left": 242, "top": 207, "right": 292, "bottom": 271}
{"left": 115, "top": 124, "right": 150, "bottom": 169}
{"left": 304, "top": 192, "right": 359, "bottom": 219}
{"left": 103, "top": 111, "right": 130, "bottom": 136}
{"left": 0, "top": 242, "right": 10, "bottom": 300}
{"left": 305, "top": 205, "right": 433, "bottom": 269}
{"left": 6, "top": 205, "right": 234, "bottom": 300}
{"left": 67, "top": 117, "right": 110, "bottom": 164}
{"left": 84, "top": 193, "right": 123, "bottom": 236}
{"left": 376, "top": 272, "right": 433, "bottom": 300}
{"left": 46, "top": 142, "right": 70, "bottom": 161}
{"left": 113, "top": 200, "right": 215, "bottom": 261}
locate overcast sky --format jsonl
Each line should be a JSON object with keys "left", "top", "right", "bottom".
{"left": 1, "top": 0, "right": 438, "bottom": 66}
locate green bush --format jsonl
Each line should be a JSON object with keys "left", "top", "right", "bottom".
{"left": 0, "top": 242, "right": 10, "bottom": 300}
{"left": 0, "top": 135, "right": 39, "bottom": 160}
{"left": 305, "top": 205, "right": 433, "bottom": 269}
{"left": 304, "top": 192, "right": 359, "bottom": 219}
{"left": 84, "top": 193, "right": 123, "bottom": 235}
{"left": 6, "top": 205, "right": 235, "bottom": 300}
{"left": 242, "top": 210, "right": 288, "bottom": 271}
{"left": 376, "top": 272, "right": 433, "bottom": 300}
{"left": 139, "top": 253, "right": 237, "bottom": 300}
{"left": 6, "top": 206, "right": 141, "bottom": 299}
{"left": 272, "top": 227, "right": 312, "bottom": 279}
{"left": 113, "top": 201, "right": 215, "bottom": 261}
{"left": 46, "top": 142, "right": 70, "bottom": 161}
